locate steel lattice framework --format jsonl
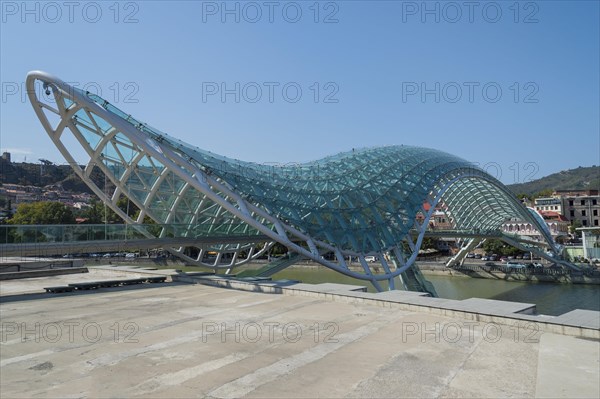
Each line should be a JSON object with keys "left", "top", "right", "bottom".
{"left": 27, "top": 71, "right": 561, "bottom": 291}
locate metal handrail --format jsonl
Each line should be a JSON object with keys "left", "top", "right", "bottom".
{"left": 0, "top": 223, "right": 262, "bottom": 244}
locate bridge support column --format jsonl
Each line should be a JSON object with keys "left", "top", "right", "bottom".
{"left": 446, "top": 238, "right": 484, "bottom": 267}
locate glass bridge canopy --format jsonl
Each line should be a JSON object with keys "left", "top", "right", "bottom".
{"left": 26, "top": 71, "right": 555, "bottom": 258}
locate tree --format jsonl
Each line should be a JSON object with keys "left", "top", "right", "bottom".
{"left": 82, "top": 196, "right": 139, "bottom": 224}
{"left": 483, "top": 238, "right": 504, "bottom": 255}
{"left": 81, "top": 199, "right": 106, "bottom": 224}
{"left": 421, "top": 237, "right": 437, "bottom": 250}
{"left": 9, "top": 201, "right": 76, "bottom": 225}
{"left": 5, "top": 199, "right": 13, "bottom": 221}
{"left": 534, "top": 189, "right": 554, "bottom": 198}
{"left": 269, "top": 242, "right": 289, "bottom": 256}
{"left": 570, "top": 220, "right": 583, "bottom": 237}
{"left": 0, "top": 198, "right": 12, "bottom": 225}
{"left": 482, "top": 238, "right": 522, "bottom": 256}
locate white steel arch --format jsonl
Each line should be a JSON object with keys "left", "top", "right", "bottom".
{"left": 26, "top": 71, "right": 566, "bottom": 291}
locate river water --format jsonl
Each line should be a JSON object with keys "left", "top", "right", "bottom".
{"left": 273, "top": 267, "right": 599, "bottom": 316}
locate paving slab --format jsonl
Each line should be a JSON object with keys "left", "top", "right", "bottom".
{"left": 551, "top": 309, "right": 600, "bottom": 329}
{"left": 457, "top": 298, "right": 536, "bottom": 315}
{"left": 377, "top": 290, "right": 431, "bottom": 298}
{"left": 311, "top": 282, "right": 369, "bottom": 292}
{"left": 535, "top": 333, "right": 600, "bottom": 398}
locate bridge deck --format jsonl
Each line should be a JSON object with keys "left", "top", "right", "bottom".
{"left": 1, "top": 224, "right": 548, "bottom": 258}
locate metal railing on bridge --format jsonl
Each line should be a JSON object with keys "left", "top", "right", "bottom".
{"left": 0, "top": 223, "right": 265, "bottom": 245}
{"left": 414, "top": 228, "right": 551, "bottom": 248}
{"left": 418, "top": 228, "right": 504, "bottom": 238}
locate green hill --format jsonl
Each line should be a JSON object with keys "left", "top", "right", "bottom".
{"left": 507, "top": 166, "right": 600, "bottom": 196}
{"left": 0, "top": 159, "right": 108, "bottom": 193}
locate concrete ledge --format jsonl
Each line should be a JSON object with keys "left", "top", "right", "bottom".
{"left": 279, "top": 286, "right": 598, "bottom": 339}
{"left": 173, "top": 274, "right": 288, "bottom": 293}
{"left": 288, "top": 282, "right": 368, "bottom": 293}
{"left": 182, "top": 274, "right": 598, "bottom": 339}
{"left": 101, "top": 269, "right": 600, "bottom": 340}
{"left": 0, "top": 267, "right": 88, "bottom": 280}
{"left": 90, "top": 265, "right": 178, "bottom": 278}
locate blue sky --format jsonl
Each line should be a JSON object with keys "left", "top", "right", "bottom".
{"left": 1, "top": 0, "right": 598, "bottom": 185}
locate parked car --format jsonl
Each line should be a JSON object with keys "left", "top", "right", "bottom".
{"left": 506, "top": 261, "right": 526, "bottom": 269}
{"left": 466, "top": 253, "right": 475, "bottom": 258}
{"left": 481, "top": 256, "right": 489, "bottom": 261}
{"left": 364, "top": 255, "right": 378, "bottom": 263}
{"left": 125, "top": 253, "right": 137, "bottom": 259}
{"left": 474, "top": 254, "right": 482, "bottom": 259}
{"left": 500, "top": 256, "right": 508, "bottom": 262}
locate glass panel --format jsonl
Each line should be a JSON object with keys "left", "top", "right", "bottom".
{"left": 63, "top": 97, "right": 74, "bottom": 109}
{"left": 90, "top": 112, "right": 113, "bottom": 133}
{"left": 75, "top": 124, "right": 102, "bottom": 150}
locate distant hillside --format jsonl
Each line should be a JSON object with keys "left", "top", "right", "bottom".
{"left": 508, "top": 166, "right": 600, "bottom": 196}
{"left": 2, "top": 159, "right": 599, "bottom": 198}
{"left": 0, "top": 159, "right": 107, "bottom": 193}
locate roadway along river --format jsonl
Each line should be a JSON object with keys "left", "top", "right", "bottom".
{"left": 273, "top": 267, "right": 600, "bottom": 316}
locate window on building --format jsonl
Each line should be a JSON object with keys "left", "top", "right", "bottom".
{"left": 570, "top": 210, "right": 575, "bottom": 217}
{"left": 569, "top": 200, "right": 574, "bottom": 206}
{"left": 582, "top": 220, "right": 588, "bottom": 226}
{"left": 594, "top": 210, "right": 598, "bottom": 216}
{"left": 582, "top": 210, "right": 587, "bottom": 216}
{"left": 595, "top": 220, "right": 599, "bottom": 226}
{"left": 581, "top": 199, "right": 586, "bottom": 206}
{"left": 593, "top": 199, "right": 597, "bottom": 205}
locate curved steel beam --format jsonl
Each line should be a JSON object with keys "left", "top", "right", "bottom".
{"left": 26, "top": 71, "right": 563, "bottom": 290}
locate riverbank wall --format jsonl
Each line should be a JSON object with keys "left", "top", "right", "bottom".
{"left": 420, "top": 261, "right": 600, "bottom": 284}
{"left": 419, "top": 266, "right": 600, "bottom": 284}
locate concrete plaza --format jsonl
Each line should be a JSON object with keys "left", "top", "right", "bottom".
{"left": 1, "top": 273, "right": 599, "bottom": 398}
